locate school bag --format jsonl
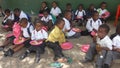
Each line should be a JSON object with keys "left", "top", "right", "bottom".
{"left": 27, "top": 23, "right": 34, "bottom": 36}
{"left": 75, "top": 10, "right": 86, "bottom": 19}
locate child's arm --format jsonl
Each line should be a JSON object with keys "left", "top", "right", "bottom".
{"left": 102, "top": 47, "right": 110, "bottom": 51}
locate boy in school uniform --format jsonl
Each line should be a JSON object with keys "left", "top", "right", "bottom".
{"left": 14, "top": 8, "right": 30, "bottom": 22}
{"left": 41, "top": 10, "right": 53, "bottom": 30}
{"left": 50, "top": 1, "right": 62, "bottom": 18}
{"left": 81, "top": 11, "right": 102, "bottom": 36}
{"left": 4, "top": 18, "right": 34, "bottom": 57}
{"left": 81, "top": 24, "right": 112, "bottom": 68}
{"left": 63, "top": 11, "right": 81, "bottom": 39}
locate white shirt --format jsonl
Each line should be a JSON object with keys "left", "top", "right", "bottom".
{"left": 21, "top": 22, "right": 34, "bottom": 38}
{"left": 75, "top": 10, "right": 86, "bottom": 18}
{"left": 86, "top": 18, "right": 102, "bottom": 32}
{"left": 97, "top": 35, "right": 113, "bottom": 50}
{"left": 19, "top": 11, "right": 28, "bottom": 20}
{"left": 50, "top": 7, "right": 61, "bottom": 17}
{"left": 31, "top": 29, "right": 48, "bottom": 40}
{"left": 41, "top": 15, "right": 52, "bottom": 23}
{"left": 97, "top": 8, "right": 108, "bottom": 18}
{"left": 63, "top": 18, "right": 76, "bottom": 37}
{"left": 112, "top": 35, "right": 120, "bottom": 48}
{"left": 3, "top": 12, "right": 14, "bottom": 23}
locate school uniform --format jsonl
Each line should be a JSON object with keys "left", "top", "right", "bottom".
{"left": 2, "top": 12, "right": 14, "bottom": 25}
{"left": 81, "top": 18, "right": 102, "bottom": 36}
{"left": 46, "top": 26, "right": 65, "bottom": 59}
{"left": 75, "top": 10, "right": 86, "bottom": 19}
{"left": 63, "top": 18, "right": 80, "bottom": 38}
{"left": 50, "top": 7, "right": 61, "bottom": 17}
{"left": 21, "top": 22, "right": 34, "bottom": 47}
{"left": 85, "top": 35, "right": 113, "bottom": 68}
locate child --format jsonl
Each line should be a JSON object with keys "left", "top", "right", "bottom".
{"left": 86, "top": 4, "right": 96, "bottom": 20}
{"left": 20, "top": 19, "right": 48, "bottom": 63}
{"left": 45, "top": 18, "right": 67, "bottom": 62}
{"left": 65, "top": 3, "right": 74, "bottom": 21}
{"left": 81, "top": 11, "right": 102, "bottom": 36}
{"left": 81, "top": 24, "right": 112, "bottom": 68}
{"left": 14, "top": 8, "right": 30, "bottom": 22}
{"left": 39, "top": 1, "right": 49, "bottom": 18}
{"left": 41, "top": 10, "right": 53, "bottom": 30}
{"left": 4, "top": 18, "right": 34, "bottom": 57}
{"left": 2, "top": 9, "right": 14, "bottom": 26}
{"left": 50, "top": 1, "right": 62, "bottom": 18}
{"left": 63, "top": 11, "right": 81, "bottom": 38}
{"left": 97, "top": 2, "right": 110, "bottom": 23}
{"left": 75, "top": 4, "right": 86, "bottom": 26}
{"left": 0, "top": 6, "right": 5, "bottom": 17}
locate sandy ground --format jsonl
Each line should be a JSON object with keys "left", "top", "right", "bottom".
{"left": 0, "top": 17, "right": 120, "bottom": 68}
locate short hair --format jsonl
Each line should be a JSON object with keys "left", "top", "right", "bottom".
{"left": 43, "top": 10, "right": 48, "bottom": 13}
{"left": 34, "top": 19, "right": 43, "bottom": 26}
{"left": 78, "top": 4, "right": 83, "bottom": 8}
{"left": 52, "top": 1, "right": 57, "bottom": 5}
{"left": 20, "top": 18, "right": 28, "bottom": 23}
{"left": 100, "top": 2, "right": 107, "bottom": 5}
{"left": 42, "top": 1, "right": 47, "bottom": 5}
{"left": 66, "top": 3, "right": 71, "bottom": 6}
{"left": 92, "top": 11, "right": 99, "bottom": 16}
{"left": 55, "top": 18, "right": 64, "bottom": 25}
{"left": 14, "top": 8, "right": 20, "bottom": 12}
{"left": 4, "top": 9, "right": 10, "bottom": 13}
{"left": 99, "top": 24, "right": 110, "bottom": 33}
{"left": 64, "top": 10, "right": 71, "bottom": 16}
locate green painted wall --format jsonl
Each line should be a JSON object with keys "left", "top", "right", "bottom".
{"left": 1, "top": 0, "right": 120, "bottom": 19}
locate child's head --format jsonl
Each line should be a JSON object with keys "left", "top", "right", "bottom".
{"left": 64, "top": 10, "right": 72, "bottom": 21}
{"left": 41, "top": 1, "right": 47, "bottom": 8}
{"left": 52, "top": 1, "right": 57, "bottom": 8}
{"left": 89, "top": 4, "right": 95, "bottom": 10}
{"left": 43, "top": 10, "right": 49, "bottom": 18}
{"left": 34, "top": 19, "right": 43, "bottom": 31}
{"left": 100, "top": 2, "right": 107, "bottom": 10}
{"left": 14, "top": 8, "right": 21, "bottom": 17}
{"left": 92, "top": 11, "right": 99, "bottom": 21}
{"left": 97, "top": 24, "right": 110, "bottom": 39}
{"left": 6, "top": 19, "right": 14, "bottom": 27}
{"left": 4, "top": 9, "right": 11, "bottom": 16}
{"left": 78, "top": 4, "right": 83, "bottom": 11}
{"left": 66, "top": 3, "right": 72, "bottom": 10}
{"left": 55, "top": 18, "right": 65, "bottom": 29}
{"left": 20, "top": 18, "right": 28, "bottom": 28}
{"left": 116, "top": 24, "right": 120, "bottom": 35}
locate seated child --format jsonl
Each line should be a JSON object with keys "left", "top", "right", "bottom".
{"left": 86, "top": 4, "right": 96, "bottom": 20}
{"left": 20, "top": 19, "right": 48, "bottom": 63}
{"left": 81, "top": 24, "right": 112, "bottom": 68}
{"left": 39, "top": 1, "right": 49, "bottom": 18}
{"left": 97, "top": 2, "right": 110, "bottom": 23}
{"left": 50, "top": 1, "right": 62, "bottom": 18}
{"left": 41, "top": 10, "right": 53, "bottom": 30}
{"left": 63, "top": 11, "right": 81, "bottom": 39}
{"left": 0, "top": 6, "right": 5, "bottom": 17}
{"left": 14, "top": 8, "right": 31, "bottom": 22}
{"left": 81, "top": 11, "right": 102, "bottom": 36}
{"left": 45, "top": 18, "right": 67, "bottom": 62}
{"left": 4, "top": 18, "right": 34, "bottom": 57}
{"left": 2, "top": 9, "right": 14, "bottom": 26}
{"left": 75, "top": 4, "right": 86, "bottom": 26}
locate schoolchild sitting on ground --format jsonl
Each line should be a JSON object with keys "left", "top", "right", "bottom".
{"left": 20, "top": 19, "right": 48, "bottom": 63}
{"left": 4, "top": 18, "right": 34, "bottom": 57}
{"left": 81, "top": 24, "right": 112, "bottom": 68}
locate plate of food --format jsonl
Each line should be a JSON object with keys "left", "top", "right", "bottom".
{"left": 61, "top": 42, "right": 73, "bottom": 50}
{"left": 91, "top": 31, "right": 97, "bottom": 36}
{"left": 72, "top": 28, "right": 81, "bottom": 32}
{"left": 30, "top": 40, "right": 43, "bottom": 46}
{"left": 13, "top": 37, "right": 25, "bottom": 45}
{"left": 80, "top": 44, "right": 90, "bottom": 53}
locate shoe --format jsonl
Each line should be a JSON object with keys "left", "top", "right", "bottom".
{"left": 80, "top": 59, "right": 91, "bottom": 63}
{"left": 103, "top": 64, "right": 110, "bottom": 68}
{"left": 19, "top": 52, "right": 28, "bottom": 60}
{"left": 4, "top": 49, "right": 14, "bottom": 57}
{"left": 0, "top": 46, "right": 4, "bottom": 51}
{"left": 35, "top": 57, "right": 40, "bottom": 63}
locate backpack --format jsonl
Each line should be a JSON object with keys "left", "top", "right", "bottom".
{"left": 27, "top": 23, "right": 34, "bottom": 36}
{"left": 110, "top": 33, "right": 117, "bottom": 40}
{"left": 90, "top": 20, "right": 101, "bottom": 27}
{"left": 76, "top": 10, "right": 86, "bottom": 19}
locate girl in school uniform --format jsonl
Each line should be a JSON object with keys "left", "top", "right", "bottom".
{"left": 39, "top": 1, "right": 49, "bottom": 18}
{"left": 75, "top": 4, "right": 86, "bottom": 26}
{"left": 4, "top": 18, "right": 34, "bottom": 57}
{"left": 63, "top": 11, "right": 81, "bottom": 39}
{"left": 50, "top": 1, "right": 62, "bottom": 18}
{"left": 46, "top": 18, "right": 67, "bottom": 62}
{"left": 81, "top": 11, "right": 102, "bottom": 36}
{"left": 20, "top": 20, "right": 48, "bottom": 63}
{"left": 97, "top": 2, "right": 110, "bottom": 23}
{"left": 41, "top": 10, "right": 53, "bottom": 30}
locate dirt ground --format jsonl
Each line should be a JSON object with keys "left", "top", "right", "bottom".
{"left": 0, "top": 17, "right": 120, "bottom": 68}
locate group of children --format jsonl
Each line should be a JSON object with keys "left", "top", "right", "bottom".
{"left": 0, "top": 1, "right": 119, "bottom": 68}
